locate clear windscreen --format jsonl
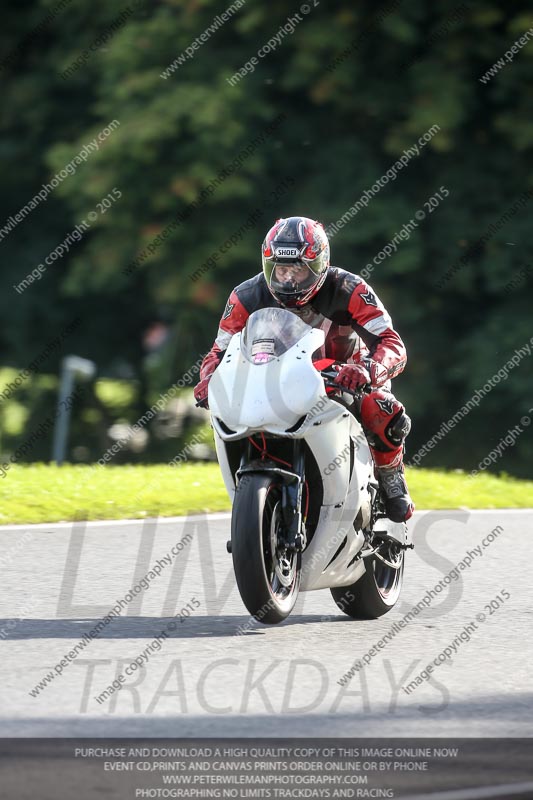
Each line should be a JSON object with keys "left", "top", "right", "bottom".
{"left": 241, "top": 307, "right": 312, "bottom": 364}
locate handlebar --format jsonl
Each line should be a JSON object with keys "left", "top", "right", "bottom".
{"left": 320, "top": 367, "right": 372, "bottom": 397}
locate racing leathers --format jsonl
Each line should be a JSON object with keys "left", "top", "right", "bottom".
{"left": 194, "top": 267, "right": 414, "bottom": 522}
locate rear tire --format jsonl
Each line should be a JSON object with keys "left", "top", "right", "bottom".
{"left": 232, "top": 473, "right": 301, "bottom": 624}
{"left": 331, "top": 539, "right": 404, "bottom": 619}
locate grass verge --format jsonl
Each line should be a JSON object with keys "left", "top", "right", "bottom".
{"left": 0, "top": 464, "right": 531, "bottom": 525}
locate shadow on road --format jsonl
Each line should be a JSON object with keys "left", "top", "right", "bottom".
{"left": 0, "top": 613, "right": 343, "bottom": 640}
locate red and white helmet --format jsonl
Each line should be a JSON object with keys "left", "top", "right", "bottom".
{"left": 261, "top": 216, "right": 330, "bottom": 307}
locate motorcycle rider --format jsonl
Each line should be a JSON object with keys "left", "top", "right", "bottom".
{"left": 194, "top": 216, "right": 414, "bottom": 523}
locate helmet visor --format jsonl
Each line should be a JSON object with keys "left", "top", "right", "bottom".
{"left": 268, "top": 262, "right": 317, "bottom": 298}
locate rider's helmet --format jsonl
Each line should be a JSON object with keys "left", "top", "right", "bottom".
{"left": 261, "top": 216, "right": 330, "bottom": 307}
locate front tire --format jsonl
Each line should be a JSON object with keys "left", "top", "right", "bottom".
{"left": 331, "top": 539, "right": 405, "bottom": 619}
{"left": 232, "top": 473, "right": 301, "bottom": 624}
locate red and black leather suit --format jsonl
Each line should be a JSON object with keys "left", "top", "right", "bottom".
{"left": 198, "top": 266, "right": 411, "bottom": 469}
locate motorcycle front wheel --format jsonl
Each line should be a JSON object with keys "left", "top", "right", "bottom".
{"left": 231, "top": 473, "right": 301, "bottom": 624}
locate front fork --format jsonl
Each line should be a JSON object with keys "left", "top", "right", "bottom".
{"left": 237, "top": 438, "right": 307, "bottom": 552}
{"left": 280, "top": 441, "right": 306, "bottom": 552}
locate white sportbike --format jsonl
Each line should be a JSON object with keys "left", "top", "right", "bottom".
{"left": 208, "top": 307, "right": 412, "bottom": 624}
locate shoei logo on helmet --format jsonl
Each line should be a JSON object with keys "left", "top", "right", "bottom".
{"left": 275, "top": 247, "right": 300, "bottom": 258}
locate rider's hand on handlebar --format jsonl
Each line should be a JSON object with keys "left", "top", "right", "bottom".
{"left": 193, "top": 377, "right": 210, "bottom": 409}
{"left": 333, "top": 360, "right": 390, "bottom": 392}
{"left": 333, "top": 364, "right": 371, "bottom": 392}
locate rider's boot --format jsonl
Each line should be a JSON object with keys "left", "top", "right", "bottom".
{"left": 359, "top": 389, "right": 414, "bottom": 523}
{"left": 374, "top": 449, "right": 415, "bottom": 523}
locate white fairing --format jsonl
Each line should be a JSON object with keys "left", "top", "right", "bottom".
{"left": 209, "top": 308, "right": 406, "bottom": 592}
{"left": 209, "top": 326, "right": 326, "bottom": 435}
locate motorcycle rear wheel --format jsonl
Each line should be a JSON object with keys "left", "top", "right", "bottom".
{"left": 231, "top": 473, "right": 301, "bottom": 624}
{"left": 330, "top": 539, "right": 404, "bottom": 619}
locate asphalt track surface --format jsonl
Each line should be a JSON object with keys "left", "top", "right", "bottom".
{"left": 0, "top": 508, "right": 531, "bottom": 743}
